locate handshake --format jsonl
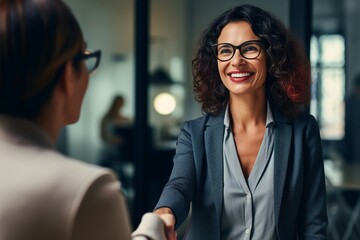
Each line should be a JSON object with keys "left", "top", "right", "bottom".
{"left": 132, "top": 212, "right": 177, "bottom": 240}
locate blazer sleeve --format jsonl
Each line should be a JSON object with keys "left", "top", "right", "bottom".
{"left": 154, "top": 121, "right": 196, "bottom": 228}
{"left": 71, "top": 173, "right": 132, "bottom": 240}
{"left": 297, "top": 115, "right": 328, "bottom": 239}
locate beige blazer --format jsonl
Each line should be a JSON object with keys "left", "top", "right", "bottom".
{"left": 0, "top": 115, "right": 164, "bottom": 240}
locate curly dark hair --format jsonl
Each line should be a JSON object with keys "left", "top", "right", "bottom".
{"left": 192, "top": 4, "right": 311, "bottom": 118}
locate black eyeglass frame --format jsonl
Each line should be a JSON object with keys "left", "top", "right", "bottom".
{"left": 211, "top": 40, "right": 266, "bottom": 62}
{"left": 74, "top": 49, "right": 102, "bottom": 74}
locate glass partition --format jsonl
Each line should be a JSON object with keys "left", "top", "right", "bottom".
{"left": 63, "top": 0, "right": 136, "bottom": 211}
{"left": 313, "top": 0, "right": 360, "bottom": 238}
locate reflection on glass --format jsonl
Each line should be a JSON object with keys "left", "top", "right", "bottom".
{"left": 320, "top": 69, "right": 345, "bottom": 139}
{"left": 320, "top": 35, "right": 345, "bottom": 65}
{"left": 310, "top": 34, "right": 345, "bottom": 140}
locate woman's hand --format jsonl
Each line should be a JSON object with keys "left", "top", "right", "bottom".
{"left": 154, "top": 208, "right": 177, "bottom": 240}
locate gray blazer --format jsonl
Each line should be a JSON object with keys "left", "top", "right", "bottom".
{"left": 155, "top": 109, "right": 328, "bottom": 239}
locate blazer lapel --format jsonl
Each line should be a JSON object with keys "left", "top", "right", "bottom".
{"left": 204, "top": 113, "right": 225, "bottom": 231}
{"left": 273, "top": 110, "right": 292, "bottom": 226}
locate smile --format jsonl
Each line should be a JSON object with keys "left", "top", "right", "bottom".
{"left": 229, "top": 72, "right": 251, "bottom": 78}
{"left": 227, "top": 72, "right": 254, "bottom": 82}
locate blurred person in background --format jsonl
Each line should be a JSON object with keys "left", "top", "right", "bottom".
{"left": 99, "top": 94, "right": 132, "bottom": 169}
{"left": 100, "top": 95, "right": 131, "bottom": 147}
{"left": 98, "top": 94, "right": 135, "bottom": 211}
{"left": 0, "top": 0, "right": 165, "bottom": 239}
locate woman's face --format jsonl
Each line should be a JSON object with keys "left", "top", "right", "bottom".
{"left": 216, "top": 21, "right": 267, "bottom": 99}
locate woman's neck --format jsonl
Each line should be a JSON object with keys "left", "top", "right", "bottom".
{"left": 229, "top": 93, "right": 267, "bottom": 132}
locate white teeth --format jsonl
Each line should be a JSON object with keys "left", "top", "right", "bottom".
{"left": 230, "top": 72, "right": 251, "bottom": 78}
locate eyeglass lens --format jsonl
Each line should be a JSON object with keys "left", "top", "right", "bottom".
{"left": 214, "top": 41, "right": 262, "bottom": 61}
{"left": 84, "top": 57, "right": 97, "bottom": 73}
{"left": 82, "top": 50, "right": 100, "bottom": 74}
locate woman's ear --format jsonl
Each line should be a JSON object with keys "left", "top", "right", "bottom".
{"left": 58, "top": 61, "right": 76, "bottom": 97}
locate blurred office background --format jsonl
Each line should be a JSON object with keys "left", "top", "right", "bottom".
{"left": 57, "top": 0, "right": 360, "bottom": 238}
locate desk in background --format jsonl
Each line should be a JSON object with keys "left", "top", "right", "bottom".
{"left": 324, "top": 160, "right": 360, "bottom": 240}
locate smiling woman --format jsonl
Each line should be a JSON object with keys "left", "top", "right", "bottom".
{"left": 154, "top": 4, "right": 328, "bottom": 240}
{"left": 214, "top": 21, "right": 268, "bottom": 102}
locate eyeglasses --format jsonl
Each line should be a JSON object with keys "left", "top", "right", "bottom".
{"left": 211, "top": 40, "right": 264, "bottom": 62}
{"left": 75, "top": 49, "right": 102, "bottom": 74}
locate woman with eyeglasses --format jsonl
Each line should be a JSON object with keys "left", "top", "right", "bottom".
{"left": 154, "top": 4, "right": 328, "bottom": 240}
{"left": 0, "top": 0, "right": 166, "bottom": 239}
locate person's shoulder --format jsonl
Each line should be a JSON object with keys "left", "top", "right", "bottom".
{"left": 180, "top": 113, "right": 214, "bottom": 133}
{"left": 43, "top": 152, "right": 123, "bottom": 222}
{"left": 273, "top": 109, "right": 318, "bottom": 131}
{"left": 287, "top": 111, "right": 320, "bottom": 134}
{"left": 184, "top": 112, "right": 223, "bottom": 127}
{"left": 0, "top": 138, "right": 114, "bottom": 185}
{"left": 0, "top": 146, "right": 120, "bottom": 239}
{"left": 178, "top": 113, "right": 224, "bottom": 141}
{"left": 273, "top": 107, "right": 315, "bottom": 123}
{"left": 184, "top": 114, "right": 208, "bottom": 124}
{"left": 22, "top": 148, "right": 118, "bottom": 199}
{"left": 292, "top": 111, "right": 317, "bottom": 124}
{"left": 50, "top": 151, "right": 116, "bottom": 183}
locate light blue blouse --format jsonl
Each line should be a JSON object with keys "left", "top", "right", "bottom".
{"left": 221, "top": 102, "right": 277, "bottom": 240}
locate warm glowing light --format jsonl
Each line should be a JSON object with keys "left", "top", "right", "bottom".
{"left": 153, "top": 92, "right": 176, "bottom": 115}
